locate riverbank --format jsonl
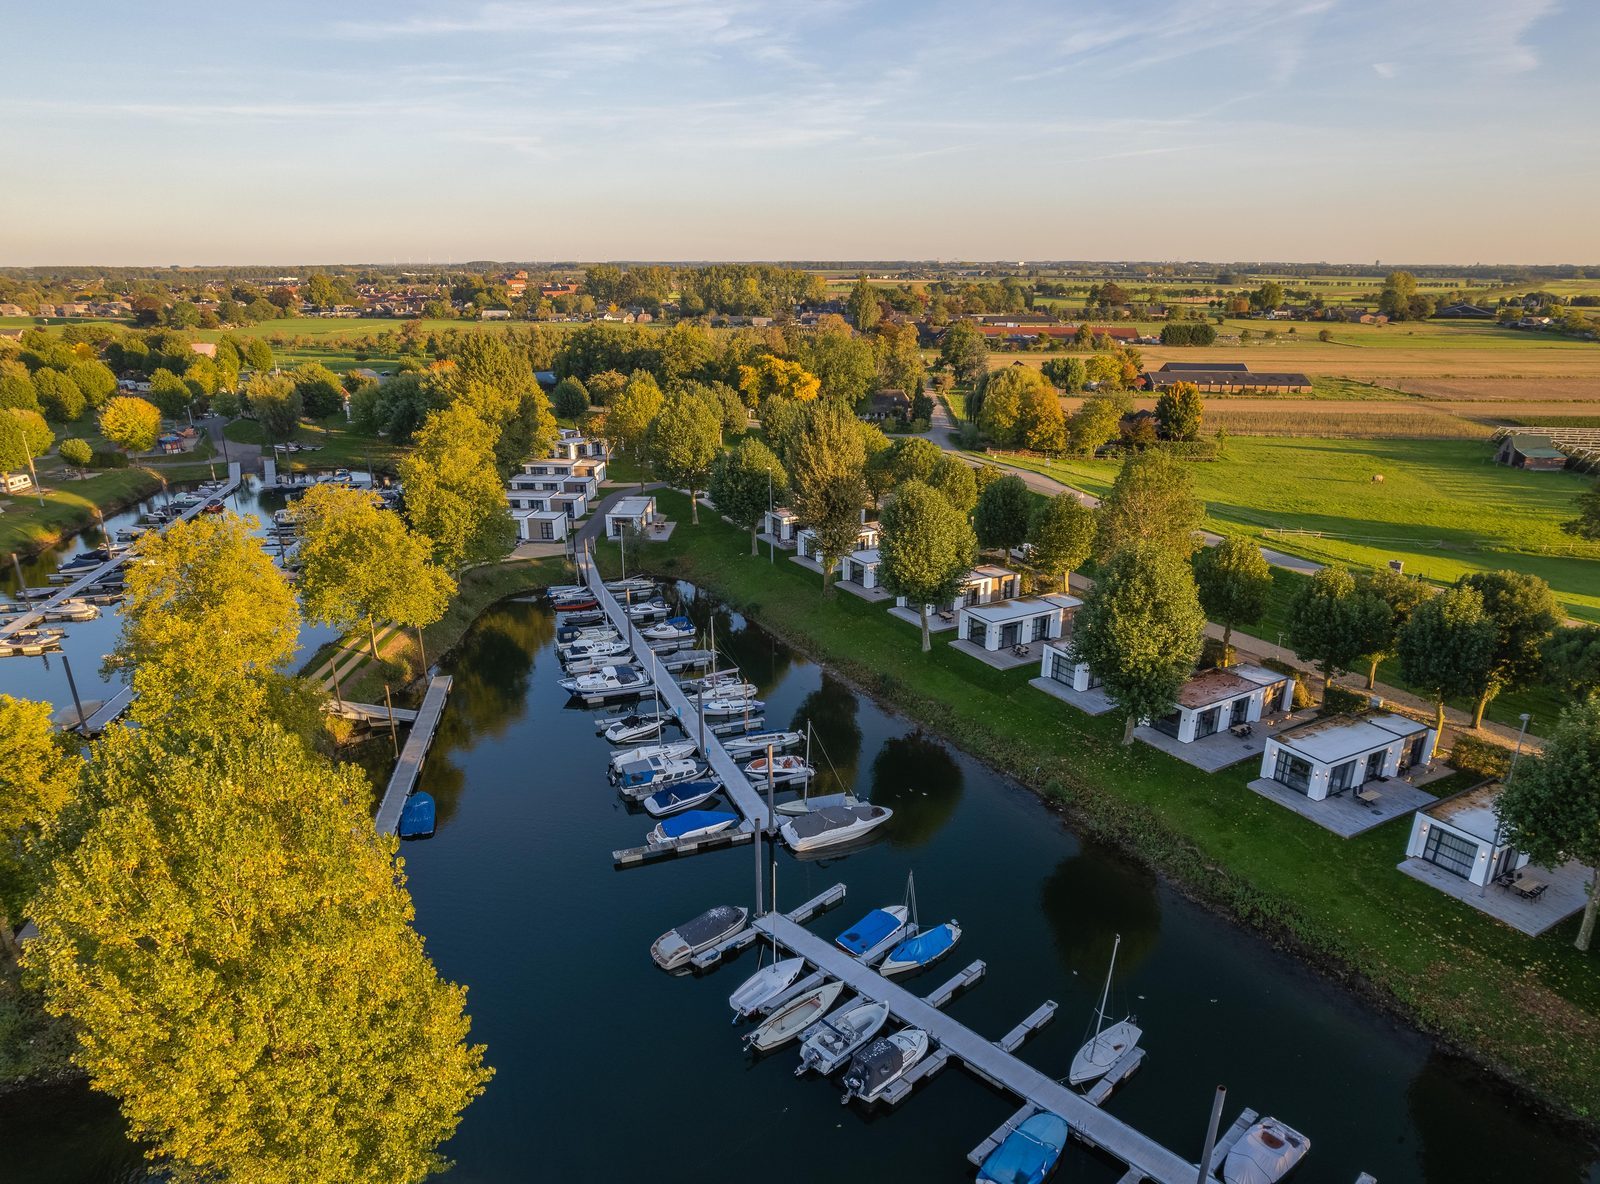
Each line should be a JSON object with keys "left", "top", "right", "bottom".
{"left": 598, "top": 488, "right": 1600, "bottom": 1131}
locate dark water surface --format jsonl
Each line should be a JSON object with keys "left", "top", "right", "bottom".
{"left": 6, "top": 583, "right": 1597, "bottom": 1182}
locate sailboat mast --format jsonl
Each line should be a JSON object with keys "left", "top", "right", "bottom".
{"left": 1091, "top": 933, "right": 1121, "bottom": 1054}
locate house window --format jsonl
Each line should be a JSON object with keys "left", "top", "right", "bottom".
{"left": 1050, "top": 651, "right": 1074, "bottom": 685}
{"left": 1423, "top": 827, "right": 1479, "bottom": 879}
{"left": 968, "top": 620, "right": 987, "bottom": 647}
{"left": 1273, "top": 750, "right": 1313, "bottom": 794}
{"left": 1196, "top": 706, "right": 1221, "bottom": 738}
{"left": 1329, "top": 760, "right": 1358, "bottom": 795}
{"left": 1152, "top": 711, "right": 1181, "bottom": 738}
{"left": 1032, "top": 615, "right": 1050, "bottom": 641}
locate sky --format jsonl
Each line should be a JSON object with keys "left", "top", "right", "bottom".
{"left": 3, "top": 0, "right": 1598, "bottom": 266}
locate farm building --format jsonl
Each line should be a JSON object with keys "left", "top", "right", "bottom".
{"left": 1140, "top": 364, "right": 1311, "bottom": 393}
{"left": 1495, "top": 434, "right": 1567, "bottom": 471}
{"left": 1434, "top": 303, "right": 1495, "bottom": 319}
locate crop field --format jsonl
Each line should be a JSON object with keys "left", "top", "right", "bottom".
{"left": 991, "top": 437, "right": 1600, "bottom": 622}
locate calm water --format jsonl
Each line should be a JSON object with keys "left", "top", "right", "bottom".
{"left": 6, "top": 579, "right": 1598, "bottom": 1182}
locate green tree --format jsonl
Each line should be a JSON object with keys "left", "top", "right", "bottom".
{"left": 243, "top": 338, "right": 274, "bottom": 370}
{"left": 1495, "top": 698, "right": 1600, "bottom": 950}
{"left": 244, "top": 373, "right": 303, "bottom": 444}
{"left": 648, "top": 386, "right": 722, "bottom": 524}
{"left": 1154, "top": 381, "right": 1203, "bottom": 441}
{"left": 1356, "top": 567, "right": 1430, "bottom": 688}
{"left": 58, "top": 436, "right": 92, "bottom": 471}
{"left": 879, "top": 480, "right": 978, "bottom": 651}
{"left": 398, "top": 405, "right": 515, "bottom": 569}
{"left": 1027, "top": 493, "right": 1094, "bottom": 591}
{"left": 1072, "top": 540, "right": 1207, "bottom": 743}
{"left": 1544, "top": 625, "right": 1600, "bottom": 699}
{"left": 846, "top": 278, "right": 880, "bottom": 332}
{"left": 709, "top": 437, "right": 787, "bottom": 555}
{"left": 551, "top": 376, "right": 590, "bottom": 420}
{"left": 0, "top": 409, "right": 52, "bottom": 501}
{"left": 26, "top": 723, "right": 491, "bottom": 1184}
{"left": 1564, "top": 480, "right": 1600, "bottom": 541}
{"left": 0, "top": 695, "right": 81, "bottom": 954}
{"left": 147, "top": 367, "right": 194, "bottom": 418}
{"left": 294, "top": 485, "right": 454, "bottom": 662}
{"left": 291, "top": 362, "right": 346, "bottom": 419}
{"left": 939, "top": 320, "right": 990, "bottom": 388}
{"left": 1067, "top": 396, "right": 1122, "bottom": 456}
{"left": 606, "top": 370, "right": 664, "bottom": 459}
{"left": 1397, "top": 584, "right": 1497, "bottom": 734}
{"left": 788, "top": 402, "right": 869, "bottom": 591}
{"left": 868, "top": 436, "right": 942, "bottom": 502}
{"left": 1287, "top": 565, "right": 1390, "bottom": 699}
{"left": 1193, "top": 536, "right": 1271, "bottom": 653}
{"left": 1378, "top": 270, "right": 1420, "bottom": 320}
{"left": 97, "top": 395, "right": 162, "bottom": 453}
{"left": 0, "top": 368, "right": 40, "bottom": 413}
{"left": 975, "top": 367, "right": 1028, "bottom": 446}
{"left": 1459, "top": 570, "right": 1560, "bottom": 728}
{"left": 800, "top": 320, "right": 878, "bottom": 405}
{"left": 1250, "top": 280, "right": 1284, "bottom": 311}
{"left": 1092, "top": 449, "right": 1203, "bottom": 561}
{"left": 973, "top": 474, "right": 1031, "bottom": 556}
{"left": 32, "top": 368, "right": 85, "bottom": 422}
{"left": 927, "top": 455, "right": 977, "bottom": 514}
{"left": 1041, "top": 356, "right": 1086, "bottom": 393}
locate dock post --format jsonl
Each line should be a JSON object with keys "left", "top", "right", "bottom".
{"left": 58, "top": 652, "right": 87, "bottom": 731}
{"left": 383, "top": 684, "right": 400, "bottom": 758}
{"left": 1196, "top": 1085, "right": 1226, "bottom": 1184}
{"left": 765, "top": 744, "right": 776, "bottom": 836}
{"left": 753, "top": 819, "right": 764, "bottom": 916}
{"left": 10, "top": 552, "right": 28, "bottom": 600}
{"left": 415, "top": 626, "right": 428, "bottom": 676}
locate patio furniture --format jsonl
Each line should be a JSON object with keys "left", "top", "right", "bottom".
{"left": 1230, "top": 723, "right": 1254, "bottom": 739}
{"left": 1011, "top": 643, "right": 1031, "bottom": 658}
{"left": 1511, "top": 874, "right": 1549, "bottom": 901}
{"left": 1354, "top": 786, "right": 1383, "bottom": 808}
{"left": 937, "top": 609, "right": 956, "bottom": 623}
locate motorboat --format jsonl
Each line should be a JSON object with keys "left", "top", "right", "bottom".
{"left": 700, "top": 696, "right": 765, "bottom": 718}
{"left": 779, "top": 803, "right": 893, "bottom": 853}
{"left": 41, "top": 598, "right": 100, "bottom": 623}
{"left": 0, "top": 629, "right": 66, "bottom": 658}
{"left": 550, "top": 591, "right": 599, "bottom": 612}
{"left": 606, "top": 576, "right": 658, "bottom": 596}
{"left": 722, "top": 730, "right": 804, "bottom": 758}
{"left": 616, "top": 756, "right": 708, "bottom": 798}
{"left": 795, "top": 999, "right": 889, "bottom": 1077}
{"left": 834, "top": 905, "right": 912, "bottom": 962}
{"left": 1068, "top": 934, "right": 1142, "bottom": 1087}
{"left": 708, "top": 716, "right": 767, "bottom": 737}
{"left": 879, "top": 922, "right": 960, "bottom": 977}
{"left": 625, "top": 598, "right": 671, "bottom": 620}
{"left": 650, "top": 905, "right": 749, "bottom": 971}
{"left": 558, "top": 609, "right": 607, "bottom": 627}
{"left": 678, "top": 669, "right": 745, "bottom": 696}
{"left": 642, "top": 780, "right": 722, "bottom": 818}
{"left": 976, "top": 1110, "right": 1070, "bottom": 1184}
{"left": 639, "top": 615, "right": 695, "bottom": 642}
{"left": 839, "top": 1029, "right": 929, "bottom": 1104}
{"left": 609, "top": 740, "right": 698, "bottom": 772}
{"left": 728, "top": 957, "right": 806, "bottom": 1018}
{"left": 545, "top": 583, "right": 590, "bottom": 599}
{"left": 604, "top": 712, "right": 673, "bottom": 743}
{"left": 685, "top": 680, "right": 757, "bottom": 703}
{"left": 647, "top": 809, "right": 739, "bottom": 845}
{"left": 559, "top": 665, "right": 650, "bottom": 701}
{"left": 397, "top": 792, "right": 436, "bottom": 839}
{"left": 775, "top": 791, "right": 860, "bottom": 817}
{"left": 745, "top": 981, "right": 844, "bottom": 1052}
{"left": 556, "top": 623, "right": 619, "bottom": 646}
{"left": 1222, "top": 1117, "right": 1310, "bottom": 1184}
{"left": 559, "top": 637, "right": 630, "bottom": 662}
{"left": 742, "top": 754, "right": 814, "bottom": 785}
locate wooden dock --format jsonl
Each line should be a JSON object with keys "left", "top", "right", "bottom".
{"left": 76, "top": 686, "right": 137, "bottom": 735}
{"left": 689, "top": 883, "right": 848, "bottom": 971}
{"left": 0, "top": 477, "right": 241, "bottom": 642}
{"left": 751, "top": 911, "right": 1203, "bottom": 1184}
{"left": 612, "top": 820, "right": 756, "bottom": 867}
{"left": 373, "top": 675, "right": 452, "bottom": 834}
{"left": 325, "top": 699, "right": 420, "bottom": 725}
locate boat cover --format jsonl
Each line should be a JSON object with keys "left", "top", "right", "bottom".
{"left": 398, "top": 792, "right": 435, "bottom": 838}
{"left": 978, "top": 1111, "right": 1069, "bottom": 1184}
{"left": 646, "top": 781, "right": 718, "bottom": 811}
{"left": 658, "top": 810, "right": 738, "bottom": 840}
{"left": 836, "top": 908, "right": 903, "bottom": 957}
{"left": 886, "top": 924, "right": 956, "bottom": 969}
{"left": 1224, "top": 1119, "right": 1310, "bottom": 1184}
{"left": 784, "top": 804, "right": 878, "bottom": 842}
{"left": 674, "top": 905, "right": 747, "bottom": 949}
{"left": 842, "top": 1037, "right": 906, "bottom": 1098}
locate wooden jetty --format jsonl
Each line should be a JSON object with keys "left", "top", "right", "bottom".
{"left": 612, "top": 821, "right": 756, "bottom": 867}
{"left": 325, "top": 699, "right": 420, "bottom": 725}
{"left": 750, "top": 911, "right": 1202, "bottom": 1184}
{"left": 75, "top": 686, "right": 137, "bottom": 736}
{"left": 0, "top": 476, "right": 241, "bottom": 642}
{"left": 372, "top": 675, "right": 452, "bottom": 834}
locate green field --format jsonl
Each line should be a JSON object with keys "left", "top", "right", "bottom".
{"left": 987, "top": 438, "right": 1600, "bottom": 623}
{"left": 224, "top": 414, "right": 401, "bottom": 473}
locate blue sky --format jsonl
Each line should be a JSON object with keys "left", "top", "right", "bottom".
{"left": 3, "top": 0, "right": 1596, "bottom": 265}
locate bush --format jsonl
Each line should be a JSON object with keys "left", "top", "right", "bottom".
{"left": 1199, "top": 637, "right": 1236, "bottom": 669}
{"left": 1450, "top": 733, "right": 1514, "bottom": 781}
{"left": 59, "top": 437, "right": 93, "bottom": 469}
{"left": 90, "top": 448, "right": 129, "bottom": 469}
{"left": 1155, "top": 439, "right": 1221, "bottom": 460}
{"left": 1320, "top": 684, "right": 1371, "bottom": 716}
{"left": 1261, "top": 658, "right": 1315, "bottom": 709}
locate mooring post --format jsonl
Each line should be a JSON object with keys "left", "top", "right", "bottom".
{"left": 383, "top": 684, "right": 400, "bottom": 758}
{"left": 1196, "top": 1084, "right": 1227, "bottom": 1184}
{"left": 58, "top": 652, "right": 87, "bottom": 731}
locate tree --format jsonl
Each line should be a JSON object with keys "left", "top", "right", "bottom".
{"left": 244, "top": 373, "right": 303, "bottom": 444}
{"left": 97, "top": 395, "right": 162, "bottom": 453}
{"left": 939, "top": 320, "right": 989, "bottom": 388}
{"left": 291, "top": 362, "right": 346, "bottom": 419}
{"left": 709, "top": 437, "right": 787, "bottom": 555}
{"left": 294, "top": 485, "right": 454, "bottom": 662}
{"left": 1250, "top": 280, "right": 1284, "bottom": 311}
{"left": 879, "top": 481, "right": 978, "bottom": 651}
{"left": 243, "top": 338, "right": 274, "bottom": 371}
{"left": 1544, "top": 625, "right": 1600, "bottom": 699}
{"left": 1067, "top": 396, "right": 1122, "bottom": 456}
{"left": 0, "top": 695, "right": 81, "bottom": 954}
{"left": 737, "top": 354, "right": 819, "bottom": 405}
{"left": 788, "top": 402, "right": 869, "bottom": 591}
{"left": 0, "top": 409, "right": 52, "bottom": 501}
{"left": 605, "top": 370, "right": 664, "bottom": 459}
{"left": 32, "top": 367, "right": 85, "bottom": 422}
{"left": 1027, "top": 493, "right": 1094, "bottom": 591}
{"left": 799, "top": 322, "right": 877, "bottom": 406}
{"left": 1378, "top": 270, "right": 1420, "bottom": 321}
{"left": 25, "top": 723, "right": 492, "bottom": 1184}
{"left": 58, "top": 436, "right": 92, "bottom": 472}
{"left": 0, "top": 368, "right": 40, "bottom": 413}
{"left": 846, "top": 278, "right": 880, "bottom": 332}
{"left": 1564, "top": 480, "right": 1600, "bottom": 541}
{"left": 1092, "top": 449, "right": 1203, "bottom": 561}
{"left": 1193, "top": 536, "right": 1272, "bottom": 654}
{"left": 1459, "top": 570, "right": 1560, "bottom": 728}
{"left": 927, "top": 455, "right": 977, "bottom": 514}
{"left": 551, "top": 376, "right": 590, "bottom": 420}
{"left": 1072, "top": 541, "right": 1207, "bottom": 743}
{"left": 1397, "top": 584, "right": 1497, "bottom": 734}
{"left": 869, "top": 436, "right": 942, "bottom": 502}
{"left": 648, "top": 386, "right": 722, "bottom": 524}
{"left": 973, "top": 475, "right": 1031, "bottom": 557}
{"left": 1287, "top": 565, "right": 1390, "bottom": 699}
{"left": 1154, "top": 381, "right": 1203, "bottom": 441}
{"left": 1041, "top": 356, "right": 1086, "bottom": 393}
{"left": 1495, "top": 698, "right": 1600, "bottom": 950}
{"left": 1356, "top": 567, "right": 1430, "bottom": 688}
{"left": 398, "top": 405, "right": 515, "bottom": 569}
{"left": 976, "top": 367, "right": 1055, "bottom": 448}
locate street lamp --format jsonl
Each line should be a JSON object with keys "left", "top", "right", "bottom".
{"left": 1481, "top": 712, "right": 1531, "bottom": 897}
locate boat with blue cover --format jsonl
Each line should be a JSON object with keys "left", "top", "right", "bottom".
{"left": 834, "top": 905, "right": 911, "bottom": 961}
{"left": 879, "top": 921, "right": 960, "bottom": 977}
{"left": 642, "top": 779, "right": 722, "bottom": 817}
{"left": 398, "top": 792, "right": 435, "bottom": 839}
{"left": 976, "top": 1110, "right": 1069, "bottom": 1184}
{"left": 647, "top": 809, "right": 739, "bottom": 845}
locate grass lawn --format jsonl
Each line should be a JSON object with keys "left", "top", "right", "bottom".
{"left": 988, "top": 438, "right": 1600, "bottom": 623}
{"left": 602, "top": 489, "right": 1600, "bottom": 1123}
{"left": 225, "top": 415, "right": 402, "bottom": 472}
{"left": 0, "top": 467, "right": 162, "bottom": 556}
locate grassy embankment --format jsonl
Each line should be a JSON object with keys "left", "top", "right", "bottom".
{"left": 223, "top": 414, "right": 402, "bottom": 473}
{"left": 599, "top": 488, "right": 1600, "bottom": 1125}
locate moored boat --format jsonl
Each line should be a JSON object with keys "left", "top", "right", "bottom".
{"left": 700, "top": 696, "right": 765, "bottom": 718}
{"left": 642, "top": 780, "right": 722, "bottom": 817}
{"left": 742, "top": 754, "right": 814, "bottom": 784}
{"left": 650, "top": 905, "right": 749, "bottom": 970}
{"left": 559, "top": 664, "right": 650, "bottom": 701}
{"left": 647, "top": 809, "right": 739, "bottom": 845}
{"left": 834, "top": 904, "right": 911, "bottom": 962}
{"left": 728, "top": 956, "right": 807, "bottom": 1018}
{"left": 722, "top": 730, "right": 804, "bottom": 758}
{"left": 397, "top": 792, "right": 436, "bottom": 839}
{"left": 779, "top": 803, "right": 893, "bottom": 852}
{"left": 1068, "top": 934, "right": 1142, "bottom": 1087}
{"left": 609, "top": 740, "right": 698, "bottom": 771}
{"left": 879, "top": 921, "right": 960, "bottom": 977}
{"left": 839, "top": 1029, "right": 930, "bottom": 1104}
{"left": 745, "top": 980, "right": 844, "bottom": 1052}
{"left": 1223, "top": 1117, "right": 1310, "bottom": 1184}
{"left": 639, "top": 615, "right": 695, "bottom": 642}
{"left": 976, "top": 1110, "right": 1070, "bottom": 1184}
{"left": 795, "top": 999, "right": 889, "bottom": 1077}
{"left": 616, "top": 756, "right": 708, "bottom": 797}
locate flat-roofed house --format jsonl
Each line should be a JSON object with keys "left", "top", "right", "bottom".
{"left": 763, "top": 507, "right": 800, "bottom": 546}
{"left": 1256, "top": 713, "right": 1436, "bottom": 802}
{"left": 605, "top": 495, "right": 657, "bottom": 538}
{"left": 957, "top": 594, "right": 1081, "bottom": 654}
{"left": 514, "top": 508, "right": 568, "bottom": 543}
{"left": 1403, "top": 781, "right": 1525, "bottom": 888}
{"left": 1148, "top": 664, "right": 1295, "bottom": 742}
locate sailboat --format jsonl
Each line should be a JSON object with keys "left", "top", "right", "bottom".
{"left": 772, "top": 721, "right": 859, "bottom": 816}
{"left": 877, "top": 873, "right": 959, "bottom": 976}
{"left": 1068, "top": 934, "right": 1142, "bottom": 1087}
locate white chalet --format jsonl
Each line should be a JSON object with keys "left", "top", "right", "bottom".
{"left": 1257, "top": 713, "right": 1437, "bottom": 801}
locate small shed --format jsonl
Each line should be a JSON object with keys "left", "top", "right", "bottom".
{"left": 1495, "top": 434, "right": 1566, "bottom": 471}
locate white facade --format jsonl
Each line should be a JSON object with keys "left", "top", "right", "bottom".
{"left": 763, "top": 507, "right": 799, "bottom": 544}
{"left": 895, "top": 564, "right": 1021, "bottom": 615}
{"left": 506, "top": 490, "right": 554, "bottom": 513}
{"left": 1149, "top": 663, "right": 1295, "bottom": 743}
{"left": 796, "top": 523, "right": 879, "bottom": 562}
{"left": 1258, "top": 713, "right": 1438, "bottom": 802}
{"left": 550, "top": 491, "right": 588, "bottom": 520}
{"left": 958, "top": 594, "right": 1081, "bottom": 652}
{"left": 1037, "top": 641, "right": 1104, "bottom": 693}
{"left": 551, "top": 430, "right": 610, "bottom": 461}
{"left": 514, "top": 509, "right": 569, "bottom": 543}
{"left": 1404, "top": 781, "right": 1528, "bottom": 888}
{"left": 840, "top": 548, "right": 881, "bottom": 589}
{"left": 3, "top": 471, "right": 34, "bottom": 494}
{"left": 606, "top": 495, "right": 657, "bottom": 538}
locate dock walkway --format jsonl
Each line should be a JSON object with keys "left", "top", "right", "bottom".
{"left": 76, "top": 686, "right": 136, "bottom": 735}
{"left": 373, "top": 674, "right": 452, "bottom": 834}
{"left": 752, "top": 912, "right": 1200, "bottom": 1184}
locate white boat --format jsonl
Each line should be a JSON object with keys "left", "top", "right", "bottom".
{"left": 545, "top": 583, "right": 590, "bottom": 599}
{"left": 610, "top": 740, "right": 698, "bottom": 772}
{"left": 701, "top": 696, "right": 764, "bottom": 718}
{"left": 743, "top": 754, "right": 814, "bottom": 784}
{"left": 559, "top": 638, "right": 631, "bottom": 664}
{"left": 641, "top": 780, "right": 721, "bottom": 817}
{"left": 679, "top": 669, "right": 745, "bottom": 695}
{"left": 728, "top": 957, "right": 807, "bottom": 1018}
{"left": 605, "top": 713, "right": 670, "bottom": 743}
{"left": 616, "top": 756, "right": 708, "bottom": 799}
{"left": 1069, "top": 934, "right": 1142, "bottom": 1087}
{"left": 41, "top": 598, "right": 100, "bottom": 623}
{"left": 650, "top": 905, "right": 748, "bottom": 971}
{"left": 559, "top": 664, "right": 650, "bottom": 701}
{"left": 795, "top": 999, "right": 890, "bottom": 1076}
{"left": 840, "top": 1029, "right": 930, "bottom": 1104}
{"left": 745, "top": 981, "right": 844, "bottom": 1052}
{"left": 686, "top": 681, "right": 758, "bottom": 703}
{"left": 722, "top": 730, "right": 804, "bottom": 758}
{"left": 1223, "top": 1117, "right": 1311, "bottom": 1184}
{"left": 557, "top": 624, "right": 619, "bottom": 645}
{"left": 639, "top": 615, "right": 695, "bottom": 642}
{"left": 625, "top": 598, "right": 671, "bottom": 620}
{"left": 646, "top": 809, "right": 739, "bottom": 845}
{"left": 776, "top": 791, "right": 861, "bottom": 817}
{"left": 606, "top": 576, "right": 658, "bottom": 595}
{"left": 780, "top": 803, "right": 894, "bottom": 852}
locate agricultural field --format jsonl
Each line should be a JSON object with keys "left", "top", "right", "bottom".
{"left": 989, "top": 437, "right": 1600, "bottom": 623}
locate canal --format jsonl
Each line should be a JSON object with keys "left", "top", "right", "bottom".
{"left": 5, "top": 573, "right": 1598, "bottom": 1182}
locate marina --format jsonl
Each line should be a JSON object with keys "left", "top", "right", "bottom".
{"left": 373, "top": 674, "right": 452, "bottom": 835}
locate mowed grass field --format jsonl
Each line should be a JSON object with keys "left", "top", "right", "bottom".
{"left": 992, "top": 438, "right": 1600, "bottom": 622}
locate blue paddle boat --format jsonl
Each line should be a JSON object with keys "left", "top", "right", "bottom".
{"left": 977, "top": 1110, "right": 1069, "bottom": 1184}
{"left": 398, "top": 792, "right": 436, "bottom": 839}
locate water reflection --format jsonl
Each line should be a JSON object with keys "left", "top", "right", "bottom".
{"left": 1039, "top": 852, "right": 1162, "bottom": 980}
{"left": 789, "top": 676, "right": 862, "bottom": 792}
{"left": 869, "top": 730, "right": 964, "bottom": 848}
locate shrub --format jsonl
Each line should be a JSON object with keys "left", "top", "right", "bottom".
{"left": 1450, "top": 733, "right": 1514, "bottom": 781}
{"left": 1160, "top": 321, "right": 1217, "bottom": 346}
{"left": 1199, "top": 637, "right": 1236, "bottom": 669}
{"left": 1261, "top": 657, "right": 1315, "bottom": 708}
{"left": 1320, "top": 684, "right": 1371, "bottom": 716}
{"left": 90, "top": 448, "right": 129, "bottom": 469}
{"left": 58, "top": 437, "right": 93, "bottom": 469}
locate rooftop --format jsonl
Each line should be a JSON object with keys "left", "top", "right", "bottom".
{"left": 1160, "top": 361, "right": 1249, "bottom": 372}
{"left": 1274, "top": 712, "right": 1427, "bottom": 763}
{"left": 969, "top": 564, "right": 1019, "bottom": 581}
{"left": 1177, "top": 669, "right": 1258, "bottom": 709}
{"left": 850, "top": 548, "right": 881, "bottom": 564}
{"left": 962, "top": 594, "right": 1082, "bottom": 623}
{"left": 1232, "top": 663, "right": 1291, "bottom": 688}
{"left": 610, "top": 496, "right": 656, "bottom": 516}
{"left": 1424, "top": 781, "right": 1505, "bottom": 844}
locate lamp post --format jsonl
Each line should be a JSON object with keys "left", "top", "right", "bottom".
{"left": 1481, "top": 712, "right": 1531, "bottom": 896}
